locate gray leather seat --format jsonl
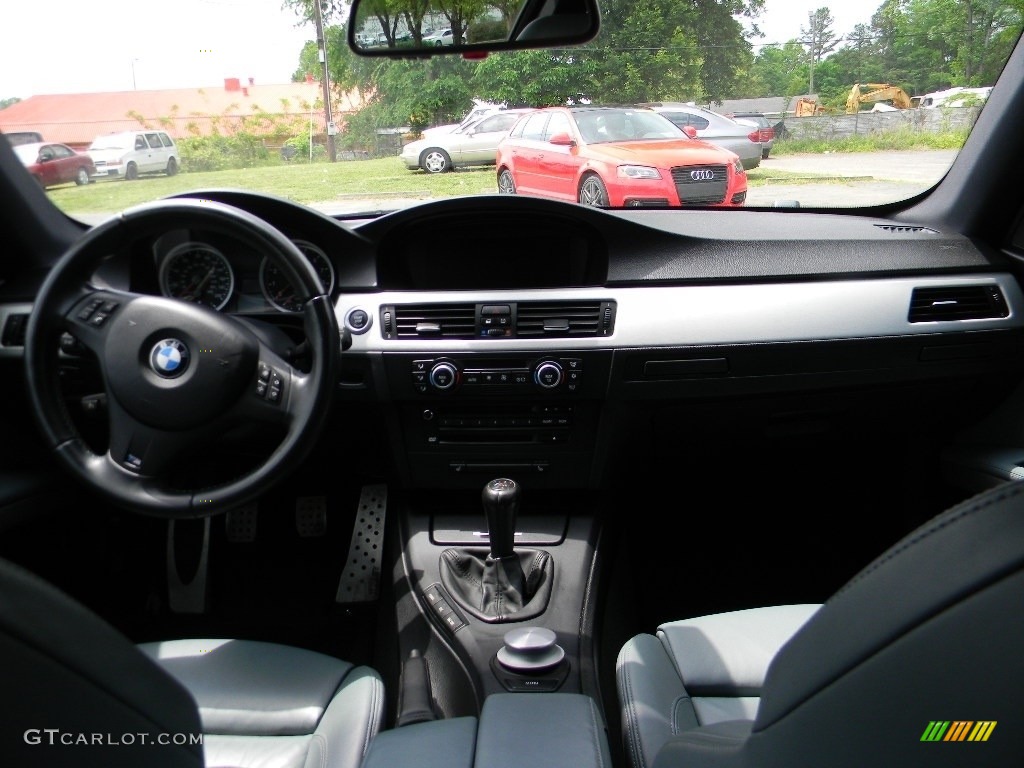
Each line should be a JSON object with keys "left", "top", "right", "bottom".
{"left": 616, "top": 481, "right": 1024, "bottom": 768}
{"left": 1, "top": 557, "right": 384, "bottom": 768}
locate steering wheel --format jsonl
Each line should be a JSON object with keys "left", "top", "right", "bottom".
{"left": 25, "top": 198, "right": 340, "bottom": 518}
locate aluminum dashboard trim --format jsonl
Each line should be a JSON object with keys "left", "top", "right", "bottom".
{"left": 335, "top": 274, "right": 1024, "bottom": 353}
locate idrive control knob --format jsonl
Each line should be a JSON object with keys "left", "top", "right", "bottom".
{"left": 496, "top": 626, "right": 566, "bottom": 672}
{"left": 429, "top": 361, "right": 458, "bottom": 390}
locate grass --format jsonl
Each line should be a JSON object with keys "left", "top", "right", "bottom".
{"left": 771, "top": 127, "right": 969, "bottom": 156}
{"left": 48, "top": 157, "right": 499, "bottom": 214}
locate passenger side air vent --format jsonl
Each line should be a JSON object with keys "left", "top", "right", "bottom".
{"left": 516, "top": 300, "right": 616, "bottom": 338}
{"left": 908, "top": 285, "right": 1009, "bottom": 323}
{"left": 875, "top": 224, "right": 938, "bottom": 234}
{"left": 387, "top": 303, "right": 476, "bottom": 339}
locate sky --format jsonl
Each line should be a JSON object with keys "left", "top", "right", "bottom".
{"left": 1, "top": 1, "right": 874, "bottom": 99}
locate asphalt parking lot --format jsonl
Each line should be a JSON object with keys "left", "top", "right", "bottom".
{"left": 746, "top": 149, "right": 958, "bottom": 207}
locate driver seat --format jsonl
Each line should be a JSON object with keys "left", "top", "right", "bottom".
{"left": 1, "top": 557, "right": 384, "bottom": 768}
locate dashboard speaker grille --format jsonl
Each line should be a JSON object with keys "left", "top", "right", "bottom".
{"left": 908, "top": 285, "right": 1009, "bottom": 323}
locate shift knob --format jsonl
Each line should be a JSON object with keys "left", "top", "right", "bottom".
{"left": 482, "top": 478, "right": 519, "bottom": 558}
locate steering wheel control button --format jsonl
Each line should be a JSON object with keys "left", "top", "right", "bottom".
{"left": 345, "top": 307, "right": 372, "bottom": 334}
{"left": 76, "top": 297, "right": 105, "bottom": 321}
{"left": 149, "top": 339, "right": 190, "bottom": 378}
{"left": 534, "top": 361, "right": 563, "bottom": 388}
{"left": 255, "top": 363, "right": 284, "bottom": 403}
{"left": 429, "top": 362, "right": 458, "bottom": 390}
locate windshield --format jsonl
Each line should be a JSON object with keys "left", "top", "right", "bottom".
{"left": 1, "top": 0, "right": 1021, "bottom": 219}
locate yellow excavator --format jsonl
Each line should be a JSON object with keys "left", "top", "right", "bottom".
{"left": 846, "top": 83, "right": 913, "bottom": 113}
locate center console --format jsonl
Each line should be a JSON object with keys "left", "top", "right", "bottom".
{"left": 381, "top": 350, "right": 613, "bottom": 490}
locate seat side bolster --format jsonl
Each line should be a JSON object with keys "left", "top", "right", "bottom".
{"left": 307, "top": 665, "right": 386, "bottom": 768}
{"left": 617, "top": 633, "right": 697, "bottom": 768}
{"left": 657, "top": 605, "right": 821, "bottom": 695}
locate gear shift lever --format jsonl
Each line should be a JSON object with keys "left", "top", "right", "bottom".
{"left": 439, "top": 477, "right": 554, "bottom": 623}
{"left": 483, "top": 478, "right": 518, "bottom": 559}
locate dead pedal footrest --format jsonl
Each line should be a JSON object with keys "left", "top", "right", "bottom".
{"left": 335, "top": 484, "right": 387, "bottom": 604}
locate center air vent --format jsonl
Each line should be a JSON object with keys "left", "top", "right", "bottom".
{"left": 516, "top": 300, "right": 616, "bottom": 338}
{"left": 388, "top": 303, "right": 476, "bottom": 339}
{"left": 908, "top": 285, "right": 1009, "bottom": 323}
{"left": 379, "top": 300, "right": 616, "bottom": 340}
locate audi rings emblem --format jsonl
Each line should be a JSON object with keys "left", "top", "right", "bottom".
{"left": 690, "top": 169, "right": 715, "bottom": 181}
{"left": 150, "top": 338, "right": 190, "bottom": 378}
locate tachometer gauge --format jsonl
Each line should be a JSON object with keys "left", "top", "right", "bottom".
{"left": 260, "top": 240, "right": 336, "bottom": 312}
{"left": 159, "top": 242, "right": 235, "bottom": 310}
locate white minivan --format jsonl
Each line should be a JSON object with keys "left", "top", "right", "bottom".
{"left": 87, "top": 130, "right": 180, "bottom": 180}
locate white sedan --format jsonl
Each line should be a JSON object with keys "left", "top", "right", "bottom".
{"left": 422, "top": 28, "right": 464, "bottom": 46}
{"left": 400, "top": 109, "right": 533, "bottom": 173}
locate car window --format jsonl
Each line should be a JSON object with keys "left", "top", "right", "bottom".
{"left": 543, "top": 112, "right": 572, "bottom": 140}
{"left": 1, "top": 0, "right": 1021, "bottom": 215}
{"left": 519, "top": 113, "right": 549, "bottom": 141}
{"left": 52, "top": 144, "right": 73, "bottom": 158}
{"left": 474, "top": 114, "right": 518, "bottom": 133}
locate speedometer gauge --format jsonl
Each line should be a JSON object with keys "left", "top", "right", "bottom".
{"left": 260, "top": 240, "right": 336, "bottom": 312}
{"left": 159, "top": 242, "right": 235, "bottom": 310}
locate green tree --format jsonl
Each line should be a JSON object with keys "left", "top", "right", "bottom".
{"left": 0, "top": 97, "right": 21, "bottom": 110}
{"left": 801, "top": 7, "right": 840, "bottom": 93}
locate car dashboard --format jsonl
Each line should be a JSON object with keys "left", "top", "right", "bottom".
{"left": 3, "top": 189, "right": 1024, "bottom": 494}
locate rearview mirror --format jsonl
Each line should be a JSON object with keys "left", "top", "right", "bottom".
{"left": 348, "top": 0, "right": 601, "bottom": 57}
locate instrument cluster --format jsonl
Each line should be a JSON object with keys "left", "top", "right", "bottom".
{"left": 151, "top": 233, "right": 336, "bottom": 314}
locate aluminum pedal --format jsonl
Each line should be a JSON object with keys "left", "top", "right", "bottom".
{"left": 224, "top": 502, "right": 258, "bottom": 543}
{"left": 295, "top": 495, "right": 329, "bottom": 537}
{"left": 336, "top": 484, "right": 387, "bottom": 604}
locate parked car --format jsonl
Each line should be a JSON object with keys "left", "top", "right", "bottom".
{"left": 4, "top": 2, "right": 1024, "bottom": 768}
{"left": 730, "top": 111, "right": 776, "bottom": 159}
{"left": 423, "top": 28, "right": 463, "bottom": 46}
{"left": 401, "top": 108, "right": 534, "bottom": 173}
{"left": 12, "top": 141, "right": 95, "bottom": 188}
{"left": 2, "top": 130, "right": 44, "bottom": 147}
{"left": 421, "top": 101, "right": 505, "bottom": 139}
{"left": 86, "top": 129, "right": 179, "bottom": 180}
{"left": 642, "top": 103, "right": 762, "bottom": 169}
{"left": 495, "top": 106, "right": 747, "bottom": 207}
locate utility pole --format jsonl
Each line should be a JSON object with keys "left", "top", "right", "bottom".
{"left": 312, "top": 0, "right": 337, "bottom": 162}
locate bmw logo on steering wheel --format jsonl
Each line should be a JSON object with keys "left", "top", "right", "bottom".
{"left": 150, "top": 338, "right": 190, "bottom": 378}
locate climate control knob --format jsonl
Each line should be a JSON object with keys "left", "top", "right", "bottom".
{"left": 429, "top": 361, "right": 458, "bottom": 390}
{"left": 534, "top": 361, "right": 563, "bottom": 389}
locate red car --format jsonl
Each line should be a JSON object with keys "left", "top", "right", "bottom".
{"left": 13, "top": 141, "right": 96, "bottom": 188}
{"left": 495, "top": 106, "right": 747, "bottom": 207}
